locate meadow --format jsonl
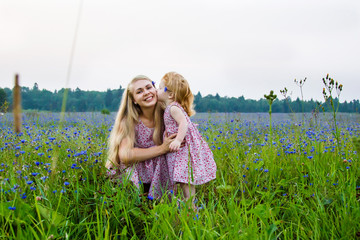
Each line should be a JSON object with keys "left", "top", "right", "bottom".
{"left": 0, "top": 111, "right": 359, "bottom": 239}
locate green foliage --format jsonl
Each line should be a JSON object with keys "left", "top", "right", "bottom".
{"left": 0, "top": 88, "right": 6, "bottom": 107}
{"left": 101, "top": 108, "right": 110, "bottom": 115}
{"left": 1, "top": 85, "right": 359, "bottom": 113}
{"left": 264, "top": 90, "right": 277, "bottom": 137}
{"left": 352, "top": 137, "right": 360, "bottom": 157}
{"left": 0, "top": 112, "right": 359, "bottom": 239}
{"left": 0, "top": 101, "right": 9, "bottom": 114}
{"left": 321, "top": 74, "right": 344, "bottom": 145}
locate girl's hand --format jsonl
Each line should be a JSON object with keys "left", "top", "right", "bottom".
{"left": 169, "top": 139, "right": 181, "bottom": 152}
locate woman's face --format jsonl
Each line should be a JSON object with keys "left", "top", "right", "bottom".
{"left": 131, "top": 79, "right": 157, "bottom": 108}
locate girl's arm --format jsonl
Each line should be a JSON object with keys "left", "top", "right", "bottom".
{"left": 119, "top": 132, "right": 176, "bottom": 165}
{"left": 169, "top": 106, "right": 188, "bottom": 151}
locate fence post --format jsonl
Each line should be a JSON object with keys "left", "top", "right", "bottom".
{"left": 14, "top": 74, "right": 21, "bottom": 133}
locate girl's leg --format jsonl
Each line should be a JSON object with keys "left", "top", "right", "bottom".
{"left": 179, "top": 183, "right": 196, "bottom": 208}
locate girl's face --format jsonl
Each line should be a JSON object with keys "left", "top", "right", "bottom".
{"left": 132, "top": 79, "right": 157, "bottom": 108}
{"left": 156, "top": 80, "right": 170, "bottom": 103}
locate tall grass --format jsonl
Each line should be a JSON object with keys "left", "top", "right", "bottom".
{"left": 0, "top": 112, "right": 359, "bottom": 239}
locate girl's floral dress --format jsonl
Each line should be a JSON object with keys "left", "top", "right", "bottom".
{"left": 164, "top": 102, "right": 216, "bottom": 185}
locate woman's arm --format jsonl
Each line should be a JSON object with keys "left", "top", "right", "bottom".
{"left": 119, "top": 132, "right": 176, "bottom": 165}
{"left": 169, "top": 106, "right": 188, "bottom": 152}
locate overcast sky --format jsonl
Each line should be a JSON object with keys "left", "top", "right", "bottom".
{"left": 1, "top": 0, "right": 359, "bottom": 101}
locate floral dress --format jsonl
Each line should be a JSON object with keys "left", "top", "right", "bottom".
{"left": 164, "top": 102, "right": 217, "bottom": 185}
{"left": 112, "top": 120, "right": 171, "bottom": 199}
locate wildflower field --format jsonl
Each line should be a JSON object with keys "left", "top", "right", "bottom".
{"left": 0, "top": 111, "right": 359, "bottom": 239}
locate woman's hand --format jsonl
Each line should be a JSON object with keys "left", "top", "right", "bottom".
{"left": 162, "top": 131, "right": 186, "bottom": 152}
{"left": 162, "top": 131, "right": 177, "bottom": 152}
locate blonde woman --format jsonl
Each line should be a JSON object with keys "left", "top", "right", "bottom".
{"left": 106, "top": 75, "right": 175, "bottom": 199}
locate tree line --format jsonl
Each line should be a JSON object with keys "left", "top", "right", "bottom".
{"left": 0, "top": 84, "right": 359, "bottom": 113}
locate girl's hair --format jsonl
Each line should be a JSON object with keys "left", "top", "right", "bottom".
{"left": 106, "top": 75, "right": 164, "bottom": 168}
{"left": 162, "top": 72, "right": 195, "bottom": 116}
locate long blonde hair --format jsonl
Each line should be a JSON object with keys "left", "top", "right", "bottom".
{"left": 162, "top": 72, "right": 195, "bottom": 116}
{"left": 106, "top": 75, "right": 164, "bottom": 168}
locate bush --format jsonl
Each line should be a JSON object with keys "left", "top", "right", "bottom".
{"left": 101, "top": 108, "right": 110, "bottom": 115}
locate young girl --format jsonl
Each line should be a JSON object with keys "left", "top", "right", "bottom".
{"left": 157, "top": 72, "right": 217, "bottom": 203}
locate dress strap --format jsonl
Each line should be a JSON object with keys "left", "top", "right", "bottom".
{"left": 168, "top": 101, "right": 185, "bottom": 112}
{"left": 168, "top": 101, "right": 181, "bottom": 107}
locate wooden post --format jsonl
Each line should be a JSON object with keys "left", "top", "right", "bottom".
{"left": 14, "top": 74, "right": 21, "bottom": 133}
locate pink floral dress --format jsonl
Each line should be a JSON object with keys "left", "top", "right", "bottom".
{"left": 164, "top": 102, "right": 217, "bottom": 185}
{"left": 114, "top": 120, "right": 171, "bottom": 199}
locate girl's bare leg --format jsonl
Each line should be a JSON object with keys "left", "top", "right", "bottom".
{"left": 179, "top": 183, "right": 196, "bottom": 209}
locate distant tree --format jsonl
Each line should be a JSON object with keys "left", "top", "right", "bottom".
{"left": 195, "top": 92, "right": 202, "bottom": 102}
{"left": 215, "top": 93, "right": 220, "bottom": 101}
{"left": 33, "top": 83, "right": 39, "bottom": 91}
{"left": 110, "top": 86, "right": 124, "bottom": 111}
{"left": 0, "top": 88, "right": 6, "bottom": 106}
{"left": 1, "top": 85, "right": 358, "bottom": 113}
{"left": 75, "top": 87, "right": 83, "bottom": 98}
{"left": 105, "top": 89, "right": 113, "bottom": 108}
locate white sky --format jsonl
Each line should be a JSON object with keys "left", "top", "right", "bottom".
{"left": 0, "top": 0, "right": 359, "bottom": 101}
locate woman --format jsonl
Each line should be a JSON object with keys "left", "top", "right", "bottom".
{"left": 105, "top": 75, "right": 175, "bottom": 199}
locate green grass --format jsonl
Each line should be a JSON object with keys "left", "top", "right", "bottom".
{"left": 0, "top": 112, "right": 359, "bottom": 239}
